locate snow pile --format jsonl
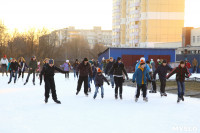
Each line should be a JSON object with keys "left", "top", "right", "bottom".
{"left": 0, "top": 73, "right": 200, "bottom": 133}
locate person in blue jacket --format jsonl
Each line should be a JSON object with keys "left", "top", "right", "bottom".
{"left": 135, "top": 57, "right": 150, "bottom": 72}
{"left": 132, "top": 61, "right": 151, "bottom": 102}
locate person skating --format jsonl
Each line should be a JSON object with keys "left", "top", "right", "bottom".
{"left": 72, "top": 59, "right": 80, "bottom": 79}
{"left": 60, "top": 60, "right": 71, "bottom": 78}
{"left": 8, "top": 58, "right": 20, "bottom": 84}
{"left": 192, "top": 58, "right": 198, "bottom": 73}
{"left": 105, "top": 57, "right": 115, "bottom": 88}
{"left": 152, "top": 60, "right": 172, "bottom": 96}
{"left": 40, "top": 59, "right": 67, "bottom": 104}
{"left": 132, "top": 61, "right": 151, "bottom": 102}
{"left": 76, "top": 58, "right": 93, "bottom": 96}
{"left": 150, "top": 59, "right": 156, "bottom": 72}
{"left": 24, "top": 56, "right": 37, "bottom": 85}
{"left": 185, "top": 60, "right": 191, "bottom": 69}
{"left": 109, "top": 57, "right": 129, "bottom": 100}
{"left": 166, "top": 61, "right": 191, "bottom": 103}
{"left": 1, "top": 55, "right": 8, "bottom": 76}
{"left": 18, "top": 57, "right": 28, "bottom": 79}
{"left": 93, "top": 68, "right": 110, "bottom": 99}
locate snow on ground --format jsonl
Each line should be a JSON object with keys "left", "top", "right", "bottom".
{"left": 0, "top": 73, "right": 200, "bottom": 133}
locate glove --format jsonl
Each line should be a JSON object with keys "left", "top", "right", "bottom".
{"left": 132, "top": 80, "right": 135, "bottom": 83}
{"left": 107, "top": 82, "right": 110, "bottom": 85}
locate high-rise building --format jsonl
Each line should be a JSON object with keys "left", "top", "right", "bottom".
{"left": 112, "top": 0, "right": 185, "bottom": 48}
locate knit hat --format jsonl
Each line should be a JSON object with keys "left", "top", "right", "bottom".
{"left": 97, "top": 68, "right": 102, "bottom": 73}
{"left": 117, "top": 57, "right": 121, "bottom": 61}
{"left": 83, "top": 58, "right": 88, "bottom": 61}
{"left": 140, "top": 57, "right": 145, "bottom": 62}
{"left": 180, "top": 60, "right": 185, "bottom": 64}
{"left": 49, "top": 59, "right": 54, "bottom": 65}
{"left": 3, "top": 55, "right": 6, "bottom": 58}
{"left": 162, "top": 60, "right": 167, "bottom": 63}
{"left": 66, "top": 60, "right": 69, "bottom": 63}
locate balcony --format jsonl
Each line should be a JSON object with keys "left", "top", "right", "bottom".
{"left": 131, "top": 17, "right": 140, "bottom": 22}
{"left": 134, "top": 39, "right": 139, "bottom": 43}
{"left": 134, "top": 25, "right": 139, "bottom": 28}
{"left": 134, "top": 31, "right": 139, "bottom": 36}
{"left": 134, "top": 2, "right": 140, "bottom": 7}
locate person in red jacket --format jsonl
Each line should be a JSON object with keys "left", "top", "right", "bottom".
{"left": 185, "top": 60, "right": 191, "bottom": 69}
{"left": 166, "top": 61, "right": 191, "bottom": 103}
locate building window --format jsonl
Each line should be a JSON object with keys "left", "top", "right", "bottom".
{"left": 197, "top": 36, "right": 200, "bottom": 43}
{"left": 193, "top": 36, "right": 195, "bottom": 43}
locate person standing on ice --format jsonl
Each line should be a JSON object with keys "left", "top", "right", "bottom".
{"left": 93, "top": 68, "right": 110, "bottom": 99}
{"left": 72, "top": 59, "right": 80, "bottom": 79}
{"left": 132, "top": 61, "right": 151, "bottom": 102}
{"left": 60, "top": 60, "right": 71, "bottom": 79}
{"left": 166, "top": 61, "right": 191, "bottom": 103}
{"left": 1, "top": 55, "right": 8, "bottom": 76}
{"left": 40, "top": 59, "right": 67, "bottom": 104}
{"left": 24, "top": 56, "right": 37, "bottom": 85}
{"left": 8, "top": 58, "right": 20, "bottom": 84}
{"left": 105, "top": 57, "right": 115, "bottom": 88}
{"left": 76, "top": 58, "right": 93, "bottom": 96}
{"left": 152, "top": 60, "right": 172, "bottom": 96}
{"left": 18, "top": 57, "right": 28, "bottom": 79}
{"left": 109, "top": 57, "right": 129, "bottom": 100}
{"left": 150, "top": 59, "right": 156, "bottom": 72}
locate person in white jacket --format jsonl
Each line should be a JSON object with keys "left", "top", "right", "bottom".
{"left": 1, "top": 55, "right": 8, "bottom": 76}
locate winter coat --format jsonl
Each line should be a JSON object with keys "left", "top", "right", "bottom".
{"left": 166, "top": 65, "right": 191, "bottom": 82}
{"left": 40, "top": 64, "right": 66, "bottom": 81}
{"left": 60, "top": 62, "right": 71, "bottom": 71}
{"left": 7, "top": 62, "right": 11, "bottom": 71}
{"left": 150, "top": 61, "right": 156, "bottom": 72}
{"left": 28, "top": 60, "right": 37, "bottom": 73}
{"left": 76, "top": 62, "right": 93, "bottom": 77}
{"left": 73, "top": 62, "right": 80, "bottom": 72}
{"left": 109, "top": 62, "right": 128, "bottom": 78}
{"left": 185, "top": 62, "right": 191, "bottom": 69}
{"left": 192, "top": 59, "right": 198, "bottom": 67}
{"left": 1, "top": 58, "right": 8, "bottom": 66}
{"left": 132, "top": 67, "right": 151, "bottom": 85}
{"left": 19, "top": 62, "right": 28, "bottom": 72}
{"left": 10, "top": 61, "right": 20, "bottom": 71}
{"left": 105, "top": 61, "right": 114, "bottom": 75}
{"left": 95, "top": 72, "right": 109, "bottom": 87}
{"left": 92, "top": 65, "right": 97, "bottom": 78}
{"left": 101, "top": 60, "right": 107, "bottom": 70}
{"left": 153, "top": 64, "right": 172, "bottom": 80}
{"left": 135, "top": 61, "right": 150, "bottom": 72}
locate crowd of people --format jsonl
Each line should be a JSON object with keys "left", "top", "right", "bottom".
{"left": 0, "top": 54, "right": 196, "bottom": 104}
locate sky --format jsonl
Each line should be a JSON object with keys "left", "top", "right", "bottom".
{"left": 0, "top": 0, "right": 199, "bottom": 32}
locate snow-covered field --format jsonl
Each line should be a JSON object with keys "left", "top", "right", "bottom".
{"left": 0, "top": 73, "right": 200, "bottom": 133}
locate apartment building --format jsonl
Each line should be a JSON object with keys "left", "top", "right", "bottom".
{"left": 112, "top": 0, "right": 185, "bottom": 48}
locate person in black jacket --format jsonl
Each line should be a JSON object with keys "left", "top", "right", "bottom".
{"left": 153, "top": 60, "right": 172, "bottom": 96}
{"left": 93, "top": 68, "right": 110, "bottom": 99}
{"left": 166, "top": 61, "right": 191, "bottom": 103}
{"left": 40, "top": 59, "right": 67, "bottom": 104}
{"left": 8, "top": 58, "right": 20, "bottom": 84}
{"left": 105, "top": 57, "right": 115, "bottom": 88}
{"left": 109, "top": 57, "right": 129, "bottom": 99}
{"left": 76, "top": 58, "right": 93, "bottom": 96}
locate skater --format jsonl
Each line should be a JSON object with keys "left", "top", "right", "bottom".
{"left": 8, "top": 58, "right": 20, "bottom": 84}
{"left": 109, "top": 57, "right": 129, "bottom": 100}
{"left": 24, "top": 56, "right": 37, "bottom": 85}
{"left": 40, "top": 59, "right": 67, "bottom": 104}
{"left": 101, "top": 57, "right": 107, "bottom": 72}
{"left": 60, "top": 60, "right": 71, "bottom": 78}
{"left": 36, "top": 61, "right": 41, "bottom": 77}
{"left": 1, "top": 55, "right": 8, "bottom": 76}
{"left": 152, "top": 60, "right": 172, "bottom": 96}
{"left": 76, "top": 58, "right": 93, "bottom": 96}
{"left": 132, "top": 61, "right": 151, "bottom": 102}
{"left": 192, "top": 58, "right": 198, "bottom": 73}
{"left": 88, "top": 62, "right": 97, "bottom": 92}
{"left": 166, "top": 61, "right": 191, "bottom": 103}
{"left": 18, "top": 57, "right": 28, "bottom": 79}
{"left": 150, "top": 59, "right": 156, "bottom": 72}
{"left": 185, "top": 60, "right": 191, "bottom": 69}
{"left": 72, "top": 59, "right": 80, "bottom": 78}
{"left": 93, "top": 68, "right": 110, "bottom": 99}
{"left": 105, "top": 57, "right": 115, "bottom": 88}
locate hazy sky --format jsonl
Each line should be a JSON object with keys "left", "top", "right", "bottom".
{"left": 0, "top": 0, "right": 199, "bottom": 32}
